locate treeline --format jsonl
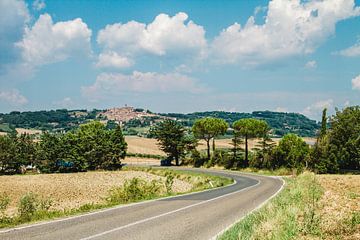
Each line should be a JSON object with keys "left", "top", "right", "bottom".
{"left": 152, "top": 106, "right": 360, "bottom": 173}
{"left": 161, "top": 110, "right": 319, "bottom": 137}
{"left": 0, "top": 108, "right": 320, "bottom": 138}
{"left": 0, "top": 109, "right": 100, "bottom": 132}
{"left": 0, "top": 122, "right": 127, "bottom": 174}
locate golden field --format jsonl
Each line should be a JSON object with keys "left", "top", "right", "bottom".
{"left": 316, "top": 174, "right": 360, "bottom": 239}
{"left": 0, "top": 170, "right": 192, "bottom": 216}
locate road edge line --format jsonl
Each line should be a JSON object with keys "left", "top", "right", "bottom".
{"left": 210, "top": 176, "right": 286, "bottom": 240}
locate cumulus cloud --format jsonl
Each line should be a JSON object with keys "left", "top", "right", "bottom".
{"left": 0, "top": 89, "right": 28, "bottom": 106}
{"left": 337, "top": 42, "right": 360, "bottom": 57}
{"left": 96, "top": 12, "right": 206, "bottom": 68}
{"left": 305, "top": 60, "right": 317, "bottom": 69}
{"left": 352, "top": 75, "right": 360, "bottom": 90}
{"left": 302, "top": 99, "right": 333, "bottom": 118}
{"left": 16, "top": 13, "right": 92, "bottom": 67}
{"left": 82, "top": 71, "right": 207, "bottom": 100}
{"left": 32, "top": 0, "right": 46, "bottom": 11}
{"left": 0, "top": 0, "right": 29, "bottom": 71}
{"left": 211, "top": 0, "right": 360, "bottom": 65}
{"left": 96, "top": 51, "right": 134, "bottom": 69}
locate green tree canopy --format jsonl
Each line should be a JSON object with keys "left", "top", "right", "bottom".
{"left": 151, "top": 119, "right": 187, "bottom": 166}
{"left": 274, "top": 133, "right": 309, "bottom": 169}
{"left": 192, "top": 118, "right": 228, "bottom": 159}
{"left": 232, "top": 118, "right": 267, "bottom": 167}
{"left": 327, "top": 106, "right": 360, "bottom": 170}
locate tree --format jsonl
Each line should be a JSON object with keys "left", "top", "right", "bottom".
{"left": 326, "top": 106, "right": 360, "bottom": 171}
{"left": 274, "top": 133, "right": 309, "bottom": 169}
{"left": 232, "top": 118, "right": 266, "bottom": 167}
{"left": 0, "top": 135, "right": 16, "bottom": 174}
{"left": 102, "top": 124, "right": 127, "bottom": 170}
{"left": 192, "top": 118, "right": 228, "bottom": 160}
{"left": 320, "top": 108, "right": 327, "bottom": 137}
{"left": 36, "top": 132, "right": 64, "bottom": 173}
{"left": 151, "top": 119, "right": 186, "bottom": 166}
{"left": 253, "top": 121, "right": 275, "bottom": 168}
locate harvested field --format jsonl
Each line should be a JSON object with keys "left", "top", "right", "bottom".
{"left": 125, "top": 136, "right": 166, "bottom": 156}
{"left": 0, "top": 170, "right": 192, "bottom": 216}
{"left": 15, "top": 128, "right": 42, "bottom": 135}
{"left": 123, "top": 156, "right": 160, "bottom": 166}
{"left": 316, "top": 174, "right": 360, "bottom": 239}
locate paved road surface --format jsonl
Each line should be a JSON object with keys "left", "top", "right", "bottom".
{"left": 0, "top": 168, "right": 284, "bottom": 240}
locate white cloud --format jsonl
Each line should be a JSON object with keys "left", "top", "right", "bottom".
{"left": 211, "top": 0, "right": 360, "bottom": 65}
{"left": 82, "top": 71, "right": 207, "bottom": 101}
{"left": 53, "top": 97, "right": 74, "bottom": 108}
{"left": 275, "top": 107, "right": 288, "bottom": 112}
{"left": 344, "top": 100, "right": 350, "bottom": 106}
{"left": 302, "top": 99, "right": 333, "bottom": 118}
{"left": 96, "top": 51, "right": 133, "bottom": 69}
{"left": 305, "top": 60, "right": 317, "bottom": 69}
{"left": 0, "top": 89, "right": 28, "bottom": 106}
{"left": 96, "top": 12, "right": 207, "bottom": 68}
{"left": 352, "top": 74, "right": 360, "bottom": 90}
{"left": 0, "top": 0, "right": 29, "bottom": 70}
{"left": 16, "top": 14, "right": 92, "bottom": 67}
{"left": 32, "top": 0, "right": 46, "bottom": 11}
{"left": 337, "top": 42, "right": 360, "bottom": 57}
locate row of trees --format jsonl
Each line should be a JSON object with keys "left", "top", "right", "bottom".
{"left": 0, "top": 122, "right": 127, "bottom": 174}
{"left": 151, "top": 106, "right": 359, "bottom": 173}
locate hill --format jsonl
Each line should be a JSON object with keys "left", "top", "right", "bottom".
{"left": 0, "top": 107, "right": 319, "bottom": 137}
{"left": 160, "top": 111, "right": 319, "bottom": 137}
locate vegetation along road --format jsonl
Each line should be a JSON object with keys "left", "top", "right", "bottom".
{"left": 0, "top": 168, "right": 283, "bottom": 240}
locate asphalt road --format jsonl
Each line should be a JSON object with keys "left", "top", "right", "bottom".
{"left": 0, "top": 168, "right": 284, "bottom": 240}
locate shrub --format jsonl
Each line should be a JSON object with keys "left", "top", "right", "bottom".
{"left": 17, "top": 192, "right": 52, "bottom": 222}
{"left": 165, "top": 172, "right": 174, "bottom": 194}
{"left": 18, "top": 192, "right": 39, "bottom": 221}
{"left": 107, "top": 178, "right": 163, "bottom": 204}
{"left": 0, "top": 194, "right": 10, "bottom": 218}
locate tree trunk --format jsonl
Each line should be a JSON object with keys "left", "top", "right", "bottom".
{"left": 212, "top": 138, "right": 216, "bottom": 153}
{"left": 175, "top": 155, "right": 179, "bottom": 166}
{"left": 206, "top": 139, "right": 210, "bottom": 160}
{"left": 245, "top": 135, "right": 248, "bottom": 167}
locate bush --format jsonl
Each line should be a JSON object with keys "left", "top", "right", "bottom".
{"left": 107, "top": 178, "right": 162, "bottom": 204}
{"left": 18, "top": 192, "right": 52, "bottom": 222}
{"left": 165, "top": 172, "right": 174, "bottom": 194}
{"left": 0, "top": 194, "right": 10, "bottom": 218}
{"left": 18, "top": 192, "right": 39, "bottom": 221}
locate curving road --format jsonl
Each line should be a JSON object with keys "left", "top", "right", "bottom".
{"left": 0, "top": 168, "right": 284, "bottom": 240}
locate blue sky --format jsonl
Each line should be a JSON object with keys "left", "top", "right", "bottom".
{"left": 0, "top": 0, "right": 360, "bottom": 120}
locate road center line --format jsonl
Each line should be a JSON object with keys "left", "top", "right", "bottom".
{"left": 80, "top": 179, "right": 260, "bottom": 240}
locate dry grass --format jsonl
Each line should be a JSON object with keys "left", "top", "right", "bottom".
{"left": 123, "top": 156, "right": 160, "bottom": 165}
{"left": 0, "top": 171, "right": 191, "bottom": 216}
{"left": 315, "top": 175, "right": 360, "bottom": 240}
{"left": 125, "top": 136, "right": 166, "bottom": 156}
{"left": 15, "top": 128, "right": 42, "bottom": 135}
{"left": 0, "top": 132, "right": 7, "bottom": 136}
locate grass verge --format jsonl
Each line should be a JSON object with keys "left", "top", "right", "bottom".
{"left": 218, "top": 172, "right": 360, "bottom": 240}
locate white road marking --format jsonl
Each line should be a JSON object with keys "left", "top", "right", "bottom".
{"left": 80, "top": 180, "right": 261, "bottom": 240}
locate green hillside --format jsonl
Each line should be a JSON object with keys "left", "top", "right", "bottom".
{"left": 161, "top": 111, "right": 319, "bottom": 137}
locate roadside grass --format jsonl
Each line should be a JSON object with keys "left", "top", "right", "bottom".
{"left": 218, "top": 172, "right": 360, "bottom": 240}
{"left": 0, "top": 168, "right": 232, "bottom": 229}
{"left": 235, "top": 167, "right": 293, "bottom": 176}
